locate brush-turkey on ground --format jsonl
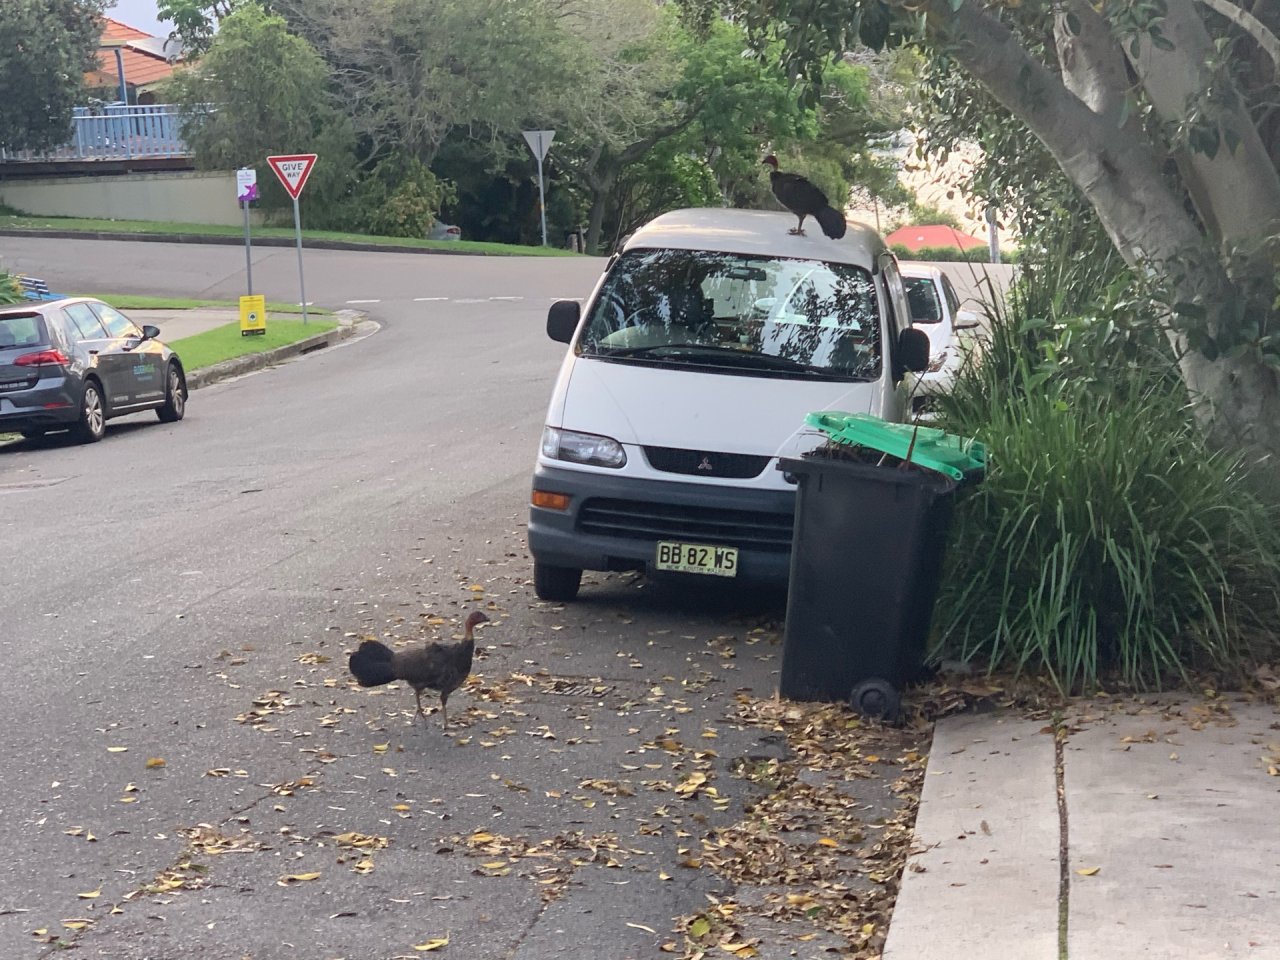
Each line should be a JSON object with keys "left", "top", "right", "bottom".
{"left": 348, "top": 610, "right": 490, "bottom": 728}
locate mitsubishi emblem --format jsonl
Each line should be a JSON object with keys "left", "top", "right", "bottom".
{"left": 697, "top": 456, "right": 714, "bottom": 471}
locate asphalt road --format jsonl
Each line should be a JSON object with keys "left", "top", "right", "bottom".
{"left": 0, "top": 238, "right": 826, "bottom": 960}
{"left": 0, "top": 237, "right": 970, "bottom": 959}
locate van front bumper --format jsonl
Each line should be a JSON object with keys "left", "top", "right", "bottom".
{"left": 528, "top": 463, "right": 796, "bottom": 583}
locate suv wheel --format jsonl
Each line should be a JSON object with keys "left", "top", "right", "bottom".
{"left": 534, "top": 562, "right": 582, "bottom": 603}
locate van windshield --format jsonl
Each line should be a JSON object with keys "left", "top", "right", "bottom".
{"left": 579, "top": 248, "right": 882, "bottom": 381}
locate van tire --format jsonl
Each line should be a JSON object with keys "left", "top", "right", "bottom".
{"left": 534, "top": 562, "right": 582, "bottom": 603}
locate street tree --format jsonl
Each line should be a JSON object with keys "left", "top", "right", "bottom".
{"left": 165, "top": 3, "right": 357, "bottom": 218}
{"left": 278, "top": 0, "right": 582, "bottom": 166}
{"left": 709, "top": 0, "right": 1280, "bottom": 484}
{"left": 0, "top": 0, "right": 105, "bottom": 152}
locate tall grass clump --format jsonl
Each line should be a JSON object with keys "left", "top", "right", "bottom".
{"left": 932, "top": 251, "right": 1280, "bottom": 691}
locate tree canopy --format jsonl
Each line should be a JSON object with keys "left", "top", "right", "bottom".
{"left": 711, "top": 0, "right": 1280, "bottom": 484}
{"left": 0, "top": 0, "right": 105, "bottom": 152}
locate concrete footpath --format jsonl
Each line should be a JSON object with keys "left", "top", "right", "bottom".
{"left": 884, "top": 696, "right": 1280, "bottom": 959}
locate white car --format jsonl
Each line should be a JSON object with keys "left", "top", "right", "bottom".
{"left": 899, "top": 263, "right": 981, "bottom": 416}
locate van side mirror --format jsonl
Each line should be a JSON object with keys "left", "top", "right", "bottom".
{"left": 954, "top": 309, "right": 981, "bottom": 331}
{"left": 547, "top": 300, "right": 581, "bottom": 343}
{"left": 897, "top": 327, "right": 931, "bottom": 375}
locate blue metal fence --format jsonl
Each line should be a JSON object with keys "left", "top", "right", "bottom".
{"left": 0, "top": 104, "right": 196, "bottom": 163}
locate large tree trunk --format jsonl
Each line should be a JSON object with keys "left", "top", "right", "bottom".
{"left": 921, "top": 0, "right": 1280, "bottom": 487}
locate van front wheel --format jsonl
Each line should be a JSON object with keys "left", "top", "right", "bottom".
{"left": 534, "top": 562, "right": 582, "bottom": 603}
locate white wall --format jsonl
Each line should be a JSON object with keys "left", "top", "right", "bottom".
{"left": 0, "top": 170, "right": 262, "bottom": 227}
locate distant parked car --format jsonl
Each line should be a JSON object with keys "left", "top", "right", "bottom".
{"left": 0, "top": 298, "right": 187, "bottom": 443}
{"left": 427, "top": 220, "right": 462, "bottom": 241}
{"left": 899, "top": 264, "right": 981, "bottom": 416}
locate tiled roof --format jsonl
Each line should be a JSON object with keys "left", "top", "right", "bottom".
{"left": 88, "top": 17, "right": 177, "bottom": 92}
{"left": 885, "top": 224, "right": 987, "bottom": 251}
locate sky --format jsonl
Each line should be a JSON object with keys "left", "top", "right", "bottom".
{"left": 108, "top": 0, "right": 167, "bottom": 37}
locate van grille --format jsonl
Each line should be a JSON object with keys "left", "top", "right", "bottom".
{"left": 577, "top": 498, "right": 794, "bottom": 551}
{"left": 643, "top": 446, "right": 771, "bottom": 480}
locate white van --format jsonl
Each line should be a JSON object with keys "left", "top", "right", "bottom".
{"left": 528, "top": 208, "right": 929, "bottom": 601}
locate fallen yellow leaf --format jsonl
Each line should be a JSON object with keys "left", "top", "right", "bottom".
{"left": 413, "top": 937, "right": 449, "bottom": 951}
{"left": 278, "top": 872, "right": 322, "bottom": 885}
{"left": 373, "top": 743, "right": 389, "bottom": 754}
{"left": 1076, "top": 866, "right": 1101, "bottom": 876}
{"left": 77, "top": 890, "right": 101, "bottom": 900}
{"left": 817, "top": 838, "right": 839, "bottom": 848}
{"left": 106, "top": 747, "right": 127, "bottom": 753}
{"left": 145, "top": 758, "right": 166, "bottom": 769}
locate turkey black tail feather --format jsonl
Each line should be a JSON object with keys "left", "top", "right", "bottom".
{"left": 815, "top": 206, "right": 847, "bottom": 240}
{"left": 349, "top": 639, "right": 397, "bottom": 687}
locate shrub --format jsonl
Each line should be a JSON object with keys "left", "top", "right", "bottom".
{"left": 0, "top": 272, "right": 21, "bottom": 305}
{"left": 358, "top": 154, "right": 455, "bottom": 239}
{"left": 932, "top": 258, "right": 1280, "bottom": 691}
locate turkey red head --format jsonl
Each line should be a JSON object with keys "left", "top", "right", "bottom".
{"left": 464, "top": 611, "right": 490, "bottom": 634}
{"left": 762, "top": 155, "right": 779, "bottom": 169}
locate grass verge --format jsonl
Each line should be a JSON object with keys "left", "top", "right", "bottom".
{"left": 1, "top": 213, "right": 583, "bottom": 258}
{"left": 170, "top": 318, "right": 337, "bottom": 371}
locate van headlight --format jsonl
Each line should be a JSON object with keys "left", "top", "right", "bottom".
{"left": 541, "top": 427, "right": 627, "bottom": 468}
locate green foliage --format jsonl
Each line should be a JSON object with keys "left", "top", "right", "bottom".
{"left": 0, "top": 0, "right": 105, "bottom": 152}
{"left": 166, "top": 4, "right": 358, "bottom": 221}
{"left": 157, "top": 0, "right": 260, "bottom": 55}
{"left": 358, "top": 154, "right": 454, "bottom": 239}
{"left": 0, "top": 273, "right": 22, "bottom": 305}
{"left": 902, "top": 200, "right": 961, "bottom": 229}
{"left": 933, "top": 251, "right": 1280, "bottom": 690}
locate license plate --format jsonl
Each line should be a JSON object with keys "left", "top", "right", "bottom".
{"left": 655, "top": 541, "right": 738, "bottom": 577}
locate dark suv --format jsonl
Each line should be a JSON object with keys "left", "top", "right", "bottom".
{"left": 0, "top": 298, "right": 187, "bottom": 443}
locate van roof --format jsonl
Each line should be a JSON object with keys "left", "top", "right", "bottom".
{"left": 622, "top": 208, "right": 886, "bottom": 267}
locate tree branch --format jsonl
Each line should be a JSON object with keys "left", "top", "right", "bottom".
{"left": 1196, "top": 0, "right": 1280, "bottom": 66}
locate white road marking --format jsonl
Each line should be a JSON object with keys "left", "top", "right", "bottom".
{"left": 453, "top": 298, "right": 486, "bottom": 304}
{"left": 414, "top": 297, "right": 448, "bottom": 302}
{"left": 346, "top": 299, "right": 381, "bottom": 304}
{"left": 489, "top": 296, "right": 524, "bottom": 301}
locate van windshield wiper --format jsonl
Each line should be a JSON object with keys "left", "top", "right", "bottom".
{"left": 595, "top": 343, "right": 814, "bottom": 370}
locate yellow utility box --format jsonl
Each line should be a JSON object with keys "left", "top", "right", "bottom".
{"left": 239, "top": 295, "right": 267, "bottom": 337}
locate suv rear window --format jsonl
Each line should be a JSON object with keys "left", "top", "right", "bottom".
{"left": 579, "top": 248, "right": 882, "bottom": 382}
{"left": 0, "top": 312, "right": 48, "bottom": 350}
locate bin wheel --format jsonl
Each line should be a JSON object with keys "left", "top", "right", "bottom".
{"left": 534, "top": 562, "right": 582, "bottom": 603}
{"left": 850, "top": 679, "right": 901, "bottom": 723}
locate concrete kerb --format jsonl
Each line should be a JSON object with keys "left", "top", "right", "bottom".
{"left": 185, "top": 309, "right": 371, "bottom": 391}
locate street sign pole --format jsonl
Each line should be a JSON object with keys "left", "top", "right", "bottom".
{"left": 522, "top": 130, "right": 555, "bottom": 247}
{"left": 267, "top": 154, "right": 318, "bottom": 324}
{"left": 242, "top": 200, "right": 254, "bottom": 296}
{"left": 535, "top": 150, "right": 545, "bottom": 248}
{"left": 235, "top": 167, "right": 259, "bottom": 297}
{"left": 292, "top": 195, "right": 308, "bottom": 325}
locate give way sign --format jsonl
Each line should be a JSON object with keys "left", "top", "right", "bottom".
{"left": 267, "top": 154, "right": 318, "bottom": 199}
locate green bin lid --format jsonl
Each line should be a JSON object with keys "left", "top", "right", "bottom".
{"left": 805, "top": 411, "right": 986, "bottom": 482}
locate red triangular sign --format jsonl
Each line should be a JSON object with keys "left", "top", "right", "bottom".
{"left": 267, "top": 154, "right": 318, "bottom": 200}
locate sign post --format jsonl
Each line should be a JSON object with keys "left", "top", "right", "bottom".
{"left": 521, "top": 130, "right": 555, "bottom": 247}
{"left": 267, "top": 153, "right": 318, "bottom": 324}
{"left": 235, "top": 168, "right": 258, "bottom": 296}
